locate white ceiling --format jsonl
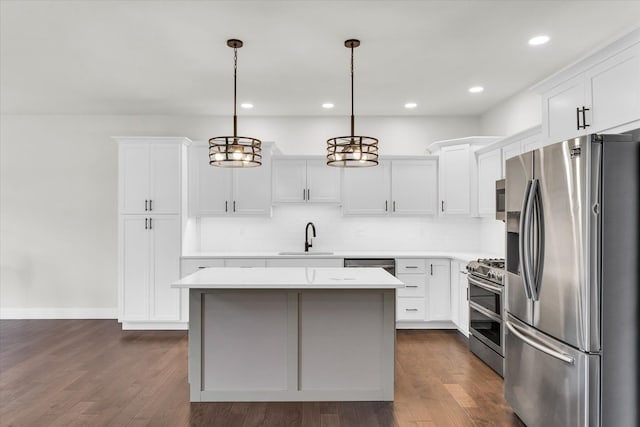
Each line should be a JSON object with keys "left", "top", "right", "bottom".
{"left": 1, "top": 1, "right": 639, "bottom": 116}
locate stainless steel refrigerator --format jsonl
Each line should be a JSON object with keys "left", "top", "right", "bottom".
{"left": 504, "top": 133, "right": 639, "bottom": 427}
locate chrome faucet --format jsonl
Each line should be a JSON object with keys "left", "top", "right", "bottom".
{"left": 305, "top": 222, "right": 316, "bottom": 252}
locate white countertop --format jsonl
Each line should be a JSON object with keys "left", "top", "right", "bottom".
{"left": 181, "top": 251, "right": 498, "bottom": 263}
{"left": 172, "top": 267, "right": 405, "bottom": 289}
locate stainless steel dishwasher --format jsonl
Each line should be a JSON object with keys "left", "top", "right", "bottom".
{"left": 343, "top": 258, "right": 396, "bottom": 276}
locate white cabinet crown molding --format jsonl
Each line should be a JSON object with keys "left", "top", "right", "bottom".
{"left": 474, "top": 125, "right": 541, "bottom": 155}
{"left": 426, "top": 136, "right": 502, "bottom": 154}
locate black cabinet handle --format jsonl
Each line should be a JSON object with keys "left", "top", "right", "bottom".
{"left": 233, "top": 201, "right": 236, "bottom": 212}
{"left": 393, "top": 201, "right": 396, "bottom": 212}
{"left": 149, "top": 200, "right": 152, "bottom": 211}
{"left": 303, "top": 189, "right": 306, "bottom": 201}
{"left": 441, "top": 201, "right": 445, "bottom": 212}
{"left": 577, "top": 106, "right": 591, "bottom": 130}
{"left": 145, "top": 218, "right": 148, "bottom": 230}
{"left": 225, "top": 201, "right": 228, "bottom": 212}
{"left": 405, "top": 308, "right": 418, "bottom": 312}
{"left": 307, "top": 189, "right": 310, "bottom": 201}
{"left": 145, "top": 200, "right": 148, "bottom": 211}
{"left": 385, "top": 200, "right": 388, "bottom": 211}
{"left": 406, "top": 285, "right": 419, "bottom": 288}
{"left": 430, "top": 264, "right": 433, "bottom": 275}
{"left": 149, "top": 218, "right": 152, "bottom": 229}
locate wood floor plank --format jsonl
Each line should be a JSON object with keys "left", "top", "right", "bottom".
{"left": 0, "top": 322, "right": 523, "bottom": 427}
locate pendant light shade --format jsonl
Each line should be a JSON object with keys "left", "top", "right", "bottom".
{"left": 209, "top": 39, "right": 262, "bottom": 168}
{"left": 327, "top": 39, "right": 378, "bottom": 167}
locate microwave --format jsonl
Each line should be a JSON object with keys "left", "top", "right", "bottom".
{"left": 495, "top": 179, "right": 505, "bottom": 221}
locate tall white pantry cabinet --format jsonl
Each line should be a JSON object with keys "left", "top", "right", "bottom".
{"left": 115, "top": 137, "right": 190, "bottom": 330}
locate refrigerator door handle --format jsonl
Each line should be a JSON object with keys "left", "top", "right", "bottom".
{"left": 506, "top": 321, "right": 575, "bottom": 365}
{"left": 519, "top": 179, "right": 534, "bottom": 299}
{"left": 532, "top": 181, "right": 545, "bottom": 301}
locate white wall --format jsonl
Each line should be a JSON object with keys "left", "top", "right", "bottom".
{"left": 0, "top": 114, "right": 480, "bottom": 315}
{"left": 480, "top": 91, "right": 541, "bottom": 136}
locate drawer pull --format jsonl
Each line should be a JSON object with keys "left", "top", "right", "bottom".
{"left": 405, "top": 308, "right": 419, "bottom": 312}
{"left": 405, "top": 285, "right": 419, "bottom": 288}
{"left": 405, "top": 266, "right": 418, "bottom": 269}
{"left": 198, "top": 267, "right": 207, "bottom": 269}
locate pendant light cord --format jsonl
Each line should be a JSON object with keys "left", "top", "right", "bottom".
{"left": 350, "top": 44, "right": 355, "bottom": 137}
{"left": 233, "top": 46, "right": 238, "bottom": 138}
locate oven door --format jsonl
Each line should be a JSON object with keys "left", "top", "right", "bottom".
{"left": 470, "top": 302, "right": 504, "bottom": 356}
{"left": 468, "top": 275, "right": 504, "bottom": 356}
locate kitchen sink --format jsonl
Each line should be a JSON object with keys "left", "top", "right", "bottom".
{"left": 277, "top": 251, "right": 334, "bottom": 256}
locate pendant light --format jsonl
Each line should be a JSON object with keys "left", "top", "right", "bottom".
{"left": 209, "top": 39, "right": 262, "bottom": 167}
{"left": 327, "top": 39, "right": 378, "bottom": 167}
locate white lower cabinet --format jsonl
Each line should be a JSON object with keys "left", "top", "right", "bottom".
{"left": 426, "top": 259, "right": 451, "bottom": 321}
{"left": 265, "top": 258, "right": 343, "bottom": 268}
{"left": 395, "top": 258, "right": 453, "bottom": 327}
{"left": 449, "top": 260, "right": 470, "bottom": 337}
{"left": 120, "top": 215, "right": 182, "bottom": 327}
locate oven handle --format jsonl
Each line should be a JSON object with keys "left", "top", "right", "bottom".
{"left": 468, "top": 275, "right": 503, "bottom": 294}
{"left": 469, "top": 301, "right": 502, "bottom": 322}
{"left": 506, "top": 321, "right": 574, "bottom": 365}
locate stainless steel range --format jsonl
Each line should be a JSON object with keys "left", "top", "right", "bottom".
{"left": 466, "top": 258, "right": 505, "bottom": 376}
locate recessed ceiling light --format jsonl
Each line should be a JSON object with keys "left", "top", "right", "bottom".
{"left": 404, "top": 102, "right": 417, "bottom": 109}
{"left": 240, "top": 103, "right": 253, "bottom": 109}
{"left": 468, "top": 86, "right": 484, "bottom": 94}
{"left": 528, "top": 35, "right": 550, "bottom": 46}
{"left": 322, "top": 103, "right": 335, "bottom": 109}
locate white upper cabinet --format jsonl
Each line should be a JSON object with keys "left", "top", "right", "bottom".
{"left": 476, "top": 150, "right": 502, "bottom": 217}
{"left": 342, "top": 160, "right": 391, "bottom": 215}
{"left": 536, "top": 30, "right": 640, "bottom": 142}
{"left": 272, "top": 158, "right": 341, "bottom": 204}
{"left": 306, "top": 160, "right": 341, "bottom": 204}
{"left": 189, "top": 142, "right": 273, "bottom": 216}
{"left": 342, "top": 158, "right": 438, "bottom": 216}
{"left": 439, "top": 144, "right": 471, "bottom": 216}
{"left": 543, "top": 75, "right": 589, "bottom": 142}
{"left": 118, "top": 138, "right": 186, "bottom": 215}
{"left": 391, "top": 160, "right": 437, "bottom": 215}
{"left": 587, "top": 43, "right": 640, "bottom": 132}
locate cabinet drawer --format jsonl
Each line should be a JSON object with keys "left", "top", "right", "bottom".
{"left": 396, "top": 259, "right": 426, "bottom": 274}
{"left": 396, "top": 274, "right": 426, "bottom": 297}
{"left": 224, "top": 258, "right": 267, "bottom": 268}
{"left": 396, "top": 298, "right": 425, "bottom": 321}
{"left": 181, "top": 258, "right": 224, "bottom": 277}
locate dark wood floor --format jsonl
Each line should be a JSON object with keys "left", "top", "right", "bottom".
{"left": 0, "top": 320, "right": 524, "bottom": 427}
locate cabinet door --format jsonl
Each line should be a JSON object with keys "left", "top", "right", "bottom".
{"left": 306, "top": 160, "right": 341, "bottom": 204}
{"left": 543, "top": 75, "right": 588, "bottom": 141}
{"left": 426, "top": 259, "right": 451, "bottom": 321}
{"left": 150, "top": 216, "right": 182, "bottom": 321}
{"left": 120, "top": 144, "right": 150, "bottom": 214}
{"left": 459, "top": 271, "right": 469, "bottom": 336}
{"left": 149, "top": 144, "right": 182, "bottom": 214}
{"left": 450, "top": 262, "right": 460, "bottom": 329}
{"left": 477, "top": 150, "right": 502, "bottom": 216}
{"left": 272, "top": 159, "right": 307, "bottom": 203}
{"left": 588, "top": 44, "right": 640, "bottom": 132}
{"left": 501, "top": 142, "right": 522, "bottom": 179}
{"left": 233, "top": 161, "right": 272, "bottom": 216}
{"left": 391, "top": 160, "right": 437, "bottom": 215}
{"left": 121, "top": 216, "right": 150, "bottom": 321}
{"left": 189, "top": 145, "right": 233, "bottom": 216}
{"left": 342, "top": 161, "right": 391, "bottom": 215}
{"left": 440, "top": 144, "right": 470, "bottom": 215}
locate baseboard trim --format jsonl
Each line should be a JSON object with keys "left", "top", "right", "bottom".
{"left": 121, "top": 321, "right": 188, "bottom": 330}
{"left": 0, "top": 307, "right": 118, "bottom": 319}
{"left": 396, "top": 321, "right": 457, "bottom": 330}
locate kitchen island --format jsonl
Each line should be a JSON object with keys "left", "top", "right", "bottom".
{"left": 172, "top": 267, "right": 404, "bottom": 402}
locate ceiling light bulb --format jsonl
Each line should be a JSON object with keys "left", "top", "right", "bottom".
{"left": 528, "top": 35, "right": 550, "bottom": 46}
{"left": 322, "top": 103, "right": 335, "bottom": 109}
{"left": 469, "top": 86, "right": 484, "bottom": 94}
{"left": 240, "top": 103, "right": 253, "bottom": 109}
{"left": 214, "top": 153, "right": 224, "bottom": 161}
{"left": 404, "top": 102, "right": 417, "bottom": 109}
